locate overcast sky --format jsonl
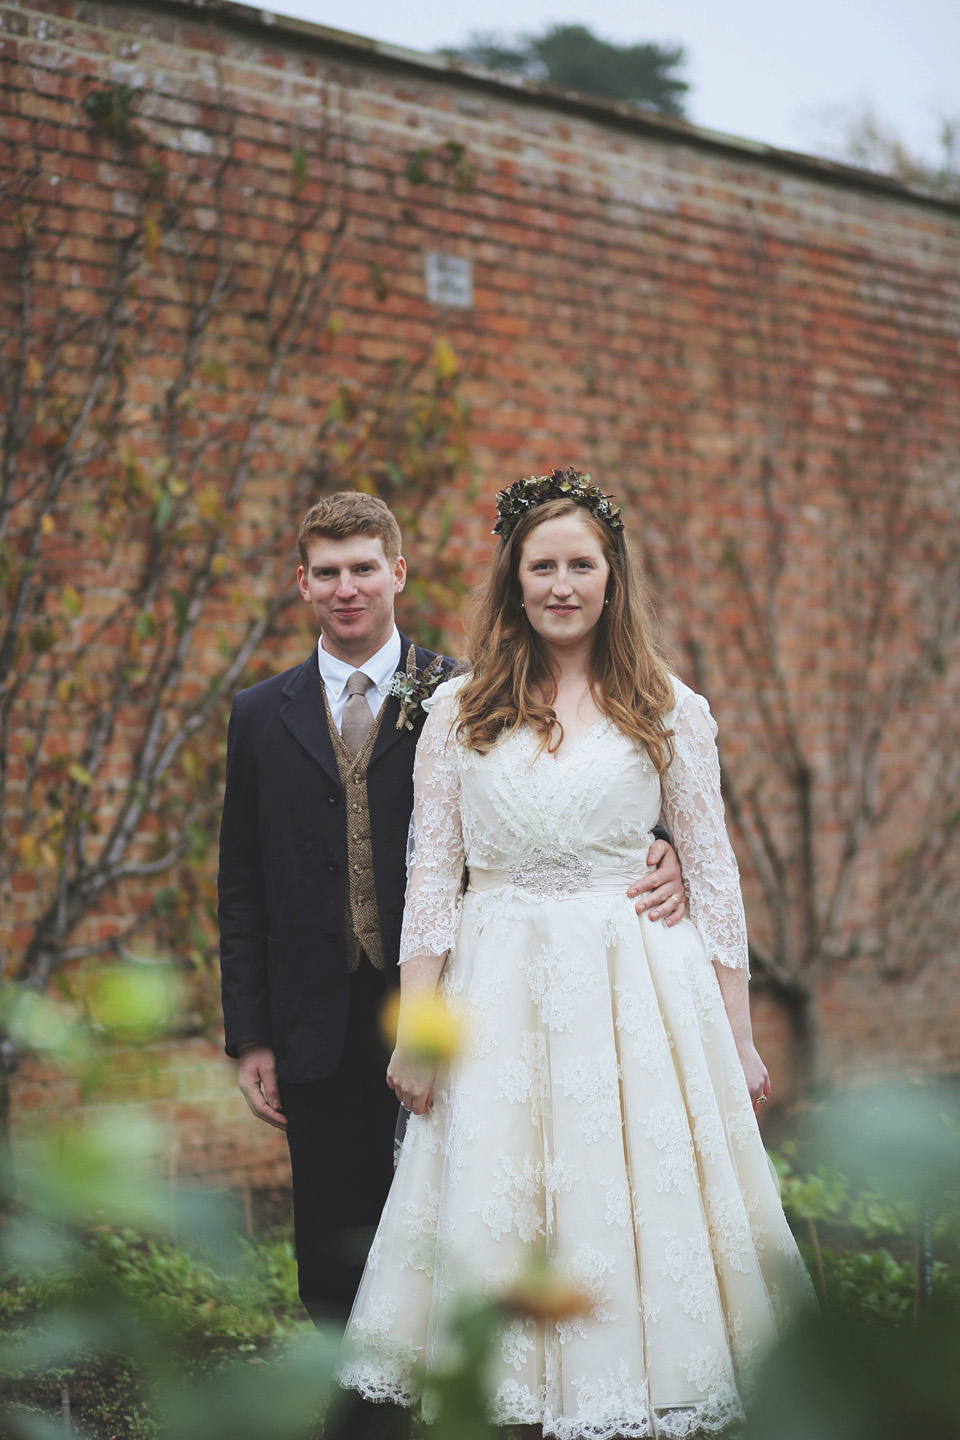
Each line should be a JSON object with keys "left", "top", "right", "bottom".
{"left": 269, "top": 0, "right": 958, "bottom": 165}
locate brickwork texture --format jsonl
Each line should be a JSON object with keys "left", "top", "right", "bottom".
{"left": 2, "top": 0, "right": 959, "bottom": 1189}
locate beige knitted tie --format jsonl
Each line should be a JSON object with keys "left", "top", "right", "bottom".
{"left": 340, "top": 670, "right": 375, "bottom": 755}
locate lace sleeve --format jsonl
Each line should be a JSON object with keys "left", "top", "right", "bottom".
{"left": 398, "top": 679, "right": 466, "bottom": 965}
{"left": 660, "top": 682, "right": 749, "bottom": 972}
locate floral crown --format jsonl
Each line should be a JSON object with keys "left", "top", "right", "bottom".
{"left": 492, "top": 467, "right": 623, "bottom": 542}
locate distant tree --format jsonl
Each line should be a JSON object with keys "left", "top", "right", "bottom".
{"left": 805, "top": 103, "right": 960, "bottom": 198}
{"left": 441, "top": 25, "right": 689, "bottom": 118}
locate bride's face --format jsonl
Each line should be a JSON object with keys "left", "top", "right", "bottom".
{"left": 517, "top": 512, "right": 610, "bottom": 651}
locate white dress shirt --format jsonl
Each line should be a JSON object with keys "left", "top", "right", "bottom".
{"left": 317, "top": 627, "right": 402, "bottom": 733}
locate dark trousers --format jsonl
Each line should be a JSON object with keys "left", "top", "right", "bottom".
{"left": 279, "top": 963, "right": 410, "bottom": 1437}
{"left": 278, "top": 960, "right": 400, "bottom": 1326}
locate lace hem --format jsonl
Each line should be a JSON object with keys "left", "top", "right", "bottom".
{"left": 339, "top": 1366, "right": 743, "bottom": 1438}
{"left": 336, "top": 1362, "right": 417, "bottom": 1409}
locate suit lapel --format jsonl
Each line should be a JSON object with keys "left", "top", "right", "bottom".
{"left": 368, "top": 635, "right": 430, "bottom": 770}
{"left": 280, "top": 654, "right": 341, "bottom": 788}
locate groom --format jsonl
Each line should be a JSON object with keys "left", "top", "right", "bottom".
{"left": 217, "top": 492, "right": 686, "bottom": 1338}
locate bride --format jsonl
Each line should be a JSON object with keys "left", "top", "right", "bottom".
{"left": 339, "top": 470, "right": 811, "bottom": 1438}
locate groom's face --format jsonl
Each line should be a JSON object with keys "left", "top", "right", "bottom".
{"left": 297, "top": 533, "right": 406, "bottom": 664}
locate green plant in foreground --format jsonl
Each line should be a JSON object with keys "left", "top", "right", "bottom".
{"left": 0, "top": 981, "right": 334, "bottom": 1440}
{"left": 748, "top": 1085, "right": 960, "bottom": 1440}
{"left": 2, "top": 981, "right": 959, "bottom": 1440}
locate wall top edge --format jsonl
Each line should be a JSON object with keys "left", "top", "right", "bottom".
{"left": 76, "top": 0, "right": 960, "bottom": 219}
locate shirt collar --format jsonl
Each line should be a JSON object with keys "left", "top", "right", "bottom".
{"left": 316, "top": 626, "right": 402, "bottom": 700}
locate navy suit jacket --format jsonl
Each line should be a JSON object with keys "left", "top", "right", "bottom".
{"left": 217, "top": 635, "right": 451, "bottom": 1082}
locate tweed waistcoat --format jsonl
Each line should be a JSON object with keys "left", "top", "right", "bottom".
{"left": 321, "top": 680, "right": 388, "bottom": 973}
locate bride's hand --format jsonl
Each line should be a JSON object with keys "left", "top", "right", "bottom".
{"left": 386, "top": 1047, "right": 435, "bottom": 1115}
{"left": 737, "top": 1042, "right": 771, "bottom": 1117}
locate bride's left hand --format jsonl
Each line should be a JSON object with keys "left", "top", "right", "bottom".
{"left": 737, "top": 1041, "right": 771, "bottom": 1117}
{"left": 386, "top": 1047, "right": 436, "bottom": 1115}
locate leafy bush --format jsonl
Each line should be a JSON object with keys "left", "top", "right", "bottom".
{"left": 0, "top": 1222, "right": 325, "bottom": 1440}
{"left": 770, "top": 1130, "right": 960, "bottom": 1328}
{"left": 0, "top": 1226, "right": 306, "bottom": 1354}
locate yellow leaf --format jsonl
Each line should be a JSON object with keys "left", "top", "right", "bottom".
{"left": 61, "top": 584, "right": 81, "bottom": 617}
{"left": 68, "top": 761, "right": 94, "bottom": 788}
{"left": 433, "top": 337, "right": 458, "bottom": 381}
{"left": 39, "top": 842, "right": 58, "bottom": 867}
{"left": 144, "top": 213, "right": 161, "bottom": 264}
{"left": 18, "top": 833, "right": 39, "bottom": 865}
{"left": 27, "top": 356, "right": 44, "bottom": 385}
{"left": 57, "top": 678, "right": 74, "bottom": 703}
{"left": 41, "top": 514, "right": 55, "bottom": 535}
{"left": 211, "top": 554, "right": 227, "bottom": 577}
{"left": 196, "top": 483, "right": 222, "bottom": 521}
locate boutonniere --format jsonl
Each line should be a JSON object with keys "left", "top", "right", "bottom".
{"left": 384, "top": 647, "right": 447, "bottom": 731}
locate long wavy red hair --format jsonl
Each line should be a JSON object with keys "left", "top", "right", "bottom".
{"left": 456, "top": 497, "right": 675, "bottom": 771}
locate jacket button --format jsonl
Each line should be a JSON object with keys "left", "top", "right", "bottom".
{"left": 326, "top": 861, "right": 339, "bottom": 873}
{"left": 327, "top": 795, "right": 338, "bottom": 806}
{"left": 353, "top": 863, "right": 362, "bottom": 874}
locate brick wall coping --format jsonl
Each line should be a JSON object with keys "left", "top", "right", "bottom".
{"left": 152, "top": 0, "right": 960, "bottom": 218}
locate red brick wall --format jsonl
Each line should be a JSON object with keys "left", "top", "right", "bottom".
{"left": 3, "top": 0, "right": 959, "bottom": 1180}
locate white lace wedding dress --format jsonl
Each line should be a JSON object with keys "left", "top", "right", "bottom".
{"left": 340, "top": 676, "right": 812, "bottom": 1438}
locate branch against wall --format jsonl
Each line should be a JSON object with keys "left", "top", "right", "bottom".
{"left": 607, "top": 229, "right": 960, "bottom": 1087}
{"left": 0, "top": 63, "right": 475, "bottom": 1009}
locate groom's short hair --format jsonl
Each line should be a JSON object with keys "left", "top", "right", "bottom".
{"left": 297, "top": 492, "right": 402, "bottom": 566}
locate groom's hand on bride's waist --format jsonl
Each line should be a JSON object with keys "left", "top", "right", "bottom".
{"left": 237, "top": 1043, "right": 288, "bottom": 1129}
{"left": 627, "top": 837, "right": 687, "bottom": 926}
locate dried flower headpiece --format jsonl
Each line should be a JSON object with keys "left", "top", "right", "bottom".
{"left": 492, "top": 467, "right": 623, "bottom": 542}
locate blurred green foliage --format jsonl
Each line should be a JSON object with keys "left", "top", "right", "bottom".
{"left": 748, "top": 1084, "right": 960, "bottom": 1440}
{"left": 0, "top": 973, "right": 332, "bottom": 1440}
{"left": 0, "top": 1228, "right": 304, "bottom": 1345}
{"left": 774, "top": 1137, "right": 960, "bottom": 1323}
{"left": 2, "top": 976, "right": 959, "bottom": 1439}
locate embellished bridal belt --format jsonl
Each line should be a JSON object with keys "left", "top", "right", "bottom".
{"left": 465, "top": 848, "right": 651, "bottom": 903}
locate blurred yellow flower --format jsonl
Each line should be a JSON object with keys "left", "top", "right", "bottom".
{"left": 381, "top": 990, "right": 465, "bottom": 1062}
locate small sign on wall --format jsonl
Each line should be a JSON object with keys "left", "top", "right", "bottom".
{"left": 425, "top": 252, "right": 473, "bottom": 308}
